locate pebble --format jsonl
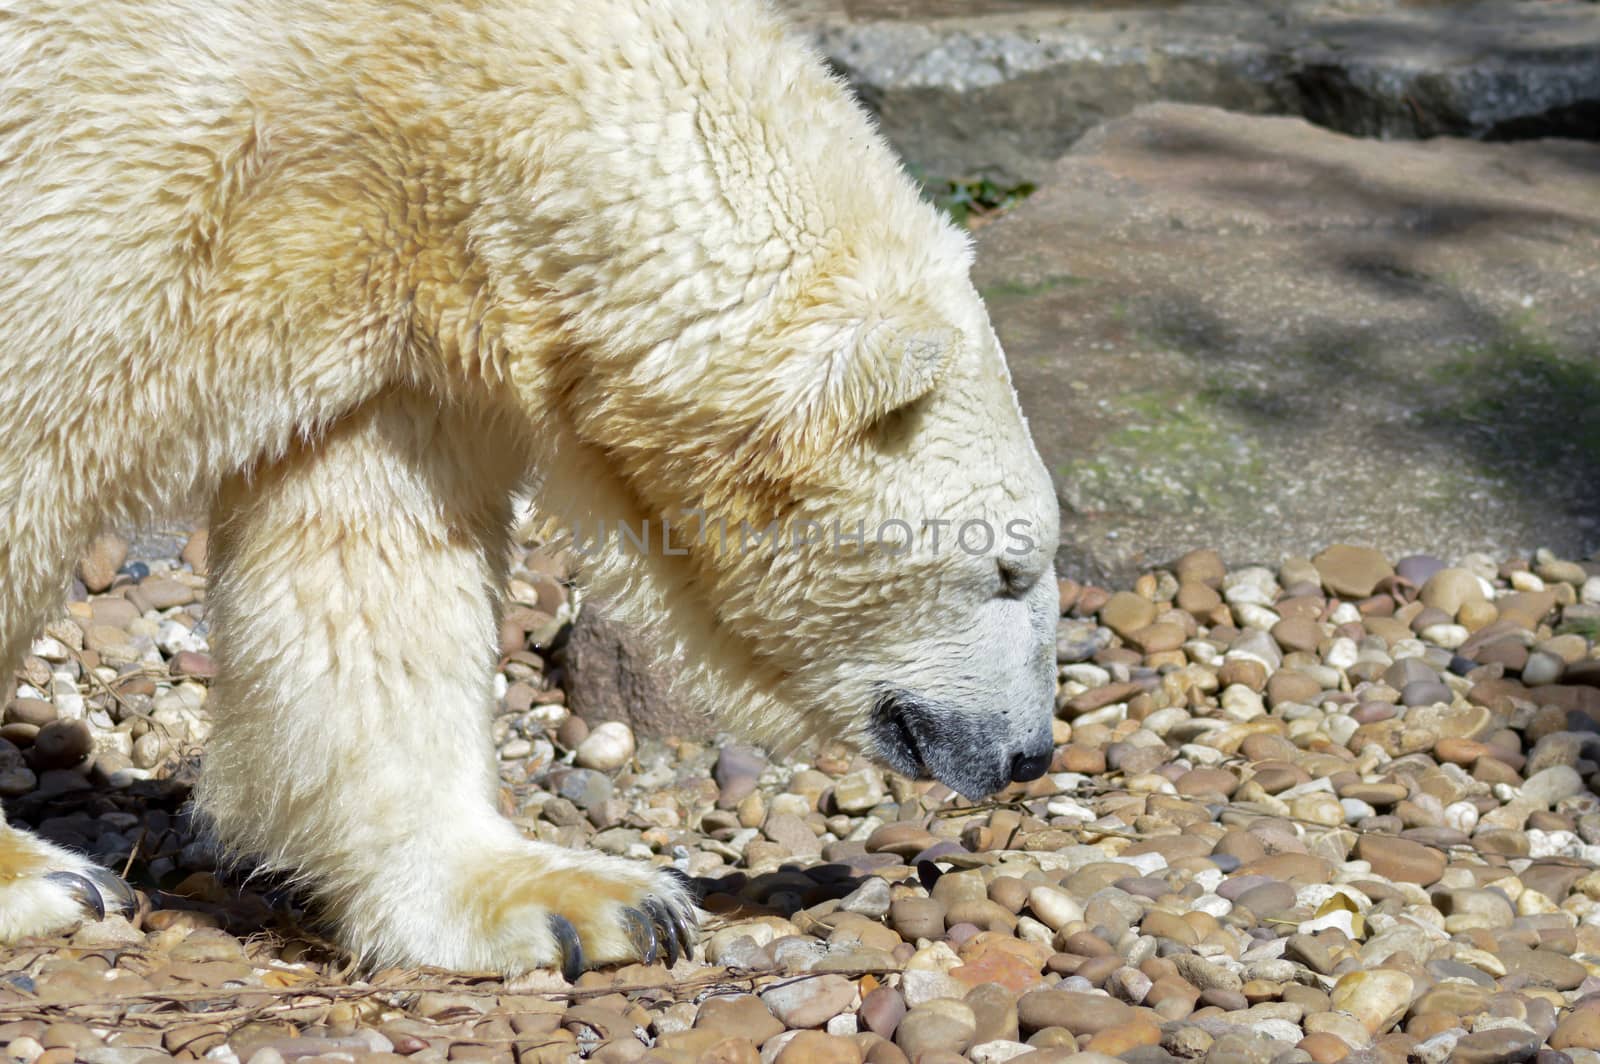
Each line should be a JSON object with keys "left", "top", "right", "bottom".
{"left": 8, "top": 537, "right": 1600, "bottom": 1061}
{"left": 1330, "top": 969, "right": 1413, "bottom": 1034}
{"left": 760, "top": 975, "right": 856, "bottom": 1028}
{"left": 1354, "top": 834, "right": 1446, "bottom": 885}
{"left": 574, "top": 720, "right": 636, "bottom": 770}
{"left": 895, "top": 1000, "right": 975, "bottom": 1057}
{"left": 1312, "top": 544, "right": 1393, "bottom": 598}
{"left": 77, "top": 534, "right": 128, "bottom": 594}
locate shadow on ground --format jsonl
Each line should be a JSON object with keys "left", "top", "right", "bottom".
{"left": 974, "top": 104, "right": 1600, "bottom": 581}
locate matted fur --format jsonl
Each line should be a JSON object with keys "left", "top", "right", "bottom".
{"left": 0, "top": 0, "right": 1060, "bottom": 971}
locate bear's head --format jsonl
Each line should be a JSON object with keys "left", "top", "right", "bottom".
{"left": 468, "top": 0, "right": 1061, "bottom": 799}
{"left": 536, "top": 217, "right": 1061, "bottom": 800}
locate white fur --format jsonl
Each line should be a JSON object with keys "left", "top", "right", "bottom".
{"left": 0, "top": 813, "right": 105, "bottom": 942}
{"left": 0, "top": 0, "right": 1059, "bottom": 969}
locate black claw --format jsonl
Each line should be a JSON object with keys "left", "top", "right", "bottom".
{"left": 642, "top": 897, "right": 678, "bottom": 967}
{"left": 82, "top": 867, "right": 136, "bottom": 914}
{"left": 44, "top": 870, "right": 133, "bottom": 921}
{"left": 547, "top": 913, "right": 584, "bottom": 982}
{"left": 620, "top": 907, "right": 658, "bottom": 965}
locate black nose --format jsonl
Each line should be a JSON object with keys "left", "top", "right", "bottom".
{"left": 1010, "top": 749, "right": 1051, "bottom": 783}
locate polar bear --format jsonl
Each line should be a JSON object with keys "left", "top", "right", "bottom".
{"left": 0, "top": 0, "right": 1061, "bottom": 973}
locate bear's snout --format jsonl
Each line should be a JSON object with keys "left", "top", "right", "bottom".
{"left": 868, "top": 688, "right": 1052, "bottom": 801}
{"left": 1008, "top": 747, "right": 1051, "bottom": 784}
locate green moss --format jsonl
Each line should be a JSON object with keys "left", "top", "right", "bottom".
{"left": 1557, "top": 617, "right": 1600, "bottom": 641}
{"left": 1422, "top": 325, "right": 1600, "bottom": 463}
{"left": 1055, "top": 389, "right": 1271, "bottom": 518}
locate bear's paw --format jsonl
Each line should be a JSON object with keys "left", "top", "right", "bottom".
{"left": 0, "top": 825, "right": 137, "bottom": 943}
{"left": 345, "top": 841, "right": 702, "bottom": 977}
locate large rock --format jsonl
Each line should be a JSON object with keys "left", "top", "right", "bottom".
{"left": 973, "top": 104, "right": 1600, "bottom": 581}
{"left": 780, "top": 0, "right": 1600, "bottom": 183}
{"left": 555, "top": 607, "right": 712, "bottom": 739}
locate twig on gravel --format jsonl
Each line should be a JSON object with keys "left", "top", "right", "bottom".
{"left": 0, "top": 964, "right": 903, "bottom": 1030}
{"left": 66, "top": 646, "right": 190, "bottom": 756}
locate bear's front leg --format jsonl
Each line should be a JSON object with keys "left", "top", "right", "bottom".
{"left": 193, "top": 393, "right": 696, "bottom": 975}
{"left": 0, "top": 814, "right": 136, "bottom": 943}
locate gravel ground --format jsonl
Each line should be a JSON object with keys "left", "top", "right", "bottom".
{"left": 4, "top": 533, "right": 1600, "bottom": 1064}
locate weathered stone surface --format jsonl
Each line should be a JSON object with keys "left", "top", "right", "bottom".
{"left": 971, "top": 104, "right": 1600, "bottom": 580}
{"left": 781, "top": 0, "right": 1600, "bottom": 184}
{"left": 556, "top": 605, "right": 712, "bottom": 738}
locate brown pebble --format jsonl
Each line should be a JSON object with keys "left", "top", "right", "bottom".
{"left": 1354, "top": 835, "right": 1446, "bottom": 885}
{"left": 1177, "top": 582, "right": 1222, "bottom": 615}
{"left": 965, "top": 982, "right": 1020, "bottom": 1044}
{"left": 775, "top": 1031, "right": 861, "bottom": 1064}
{"left": 1175, "top": 549, "right": 1226, "bottom": 588}
{"left": 31, "top": 719, "right": 92, "bottom": 769}
{"left": 1299, "top": 1031, "right": 1351, "bottom": 1063}
{"left": 1267, "top": 670, "right": 1323, "bottom": 707}
{"left": 1016, "top": 989, "right": 1132, "bottom": 1036}
{"left": 1085, "top": 1016, "right": 1161, "bottom": 1055}
{"left": 695, "top": 995, "right": 783, "bottom": 1046}
{"left": 889, "top": 898, "right": 946, "bottom": 940}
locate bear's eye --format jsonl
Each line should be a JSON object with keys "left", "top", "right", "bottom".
{"left": 997, "top": 559, "right": 1033, "bottom": 599}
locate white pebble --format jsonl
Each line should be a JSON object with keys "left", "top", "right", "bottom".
{"left": 1123, "top": 852, "right": 1168, "bottom": 876}
{"left": 1527, "top": 829, "right": 1582, "bottom": 859}
{"left": 155, "top": 619, "right": 206, "bottom": 655}
{"left": 574, "top": 721, "right": 635, "bottom": 771}
{"left": 1027, "top": 885, "right": 1084, "bottom": 931}
{"left": 1141, "top": 707, "right": 1189, "bottom": 736}
{"left": 1443, "top": 801, "right": 1479, "bottom": 833}
{"left": 1255, "top": 1019, "right": 1306, "bottom": 1046}
{"left": 1341, "top": 797, "right": 1376, "bottom": 823}
{"left": 529, "top": 703, "right": 569, "bottom": 728}
{"left": 968, "top": 1041, "right": 1034, "bottom": 1064}
{"left": 1073, "top": 702, "right": 1126, "bottom": 728}
{"left": 53, "top": 693, "right": 85, "bottom": 720}
{"left": 1045, "top": 797, "right": 1095, "bottom": 820}
{"left": 1015, "top": 916, "right": 1054, "bottom": 947}
{"left": 6, "top": 1037, "right": 43, "bottom": 1064}
{"left": 1059, "top": 663, "right": 1110, "bottom": 687}
{"left": 30, "top": 637, "right": 69, "bottom": 662}
{"left": 1324, "top": 715, "right": 1359, "bottom": 747}
{"left": 1234, "top": 603, "right": 1281, "bottom": 630}
{"left": 1329, "top": 602, "right": 1362, "bottom": 625}
{"left": 1224, "top": 583, "right": 1275, "bottom": 608}
{"left": 1179, "top": 743, "right": 1228, "bottom": 766}
{"left": 1509, "top": 570, "right": 1546, "bottom": 592}
{"left": 1220, "top": 685, "right": 1265, "bottom": 721}
{"left": 1583, "top": 576, "right": 1600, "bottom": 605}
{"left": 1413, "top": 1030, "right": 1465, "bottom": 1064}
{"left": 1323, "top": 636, "right": 1359, "bottom": 670}
{"left": 1419, "top": 624, "right": 1469, "bottom": 649}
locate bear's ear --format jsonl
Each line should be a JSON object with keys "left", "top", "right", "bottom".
{"left": 784, "top": 316, "right": 960, "bottom": 450}
{"left": 830, "top": 318, "right": 958, "bottom": 433}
